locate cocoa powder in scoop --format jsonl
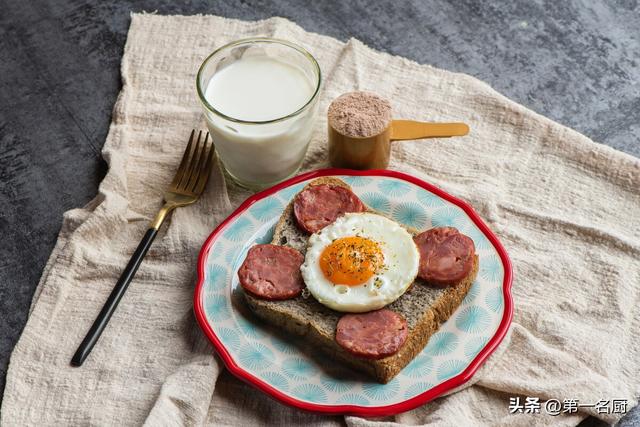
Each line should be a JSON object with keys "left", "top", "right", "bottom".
{"left": 328, "top": 91, "right": 392, "bottom": 138}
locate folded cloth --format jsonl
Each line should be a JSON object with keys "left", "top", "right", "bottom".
{"left": 2, "top": 14, "right": 639, "bottom": 427}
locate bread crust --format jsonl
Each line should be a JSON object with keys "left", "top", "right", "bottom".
{"left": 243, "top": 177, "right": 478, "bottom": 383}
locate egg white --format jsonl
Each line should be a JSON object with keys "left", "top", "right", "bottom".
{"left": 300, "top": 212, "right": 419, "bottom": 313}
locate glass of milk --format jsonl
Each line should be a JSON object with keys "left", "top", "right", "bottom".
{"left": 197, "top": 38, "right": 321, "bottom": 190}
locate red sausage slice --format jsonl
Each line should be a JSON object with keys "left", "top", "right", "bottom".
{"left": 293, "top": 184, "right": 365, "bottom": 233}
{"left": 413, "top": 227, "right": 475, "bottom": 286}
{"left": 238, "top": 244, "right": 305, "bottom": 300}
{"left": 335, "top": 309, "right": 408, "bottom": 359}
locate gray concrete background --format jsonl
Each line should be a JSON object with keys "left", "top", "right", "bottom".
{"left": 0, "top": 1, "right": 638, "bottom": 425}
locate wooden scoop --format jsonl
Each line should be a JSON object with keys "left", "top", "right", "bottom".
{"left": 328, "top": 119, "right": 470, "bottom": 170}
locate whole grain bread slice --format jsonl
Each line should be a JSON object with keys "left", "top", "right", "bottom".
{"left": 243, "top": 177, "right": 478, "bottom": 383}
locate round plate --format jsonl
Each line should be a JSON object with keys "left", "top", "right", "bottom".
{"left": 194, "top": 168, "right": 513, "bottom": 417}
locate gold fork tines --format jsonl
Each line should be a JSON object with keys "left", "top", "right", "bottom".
{"left": 151, "top": 130, "right": 215, "bottom": 229}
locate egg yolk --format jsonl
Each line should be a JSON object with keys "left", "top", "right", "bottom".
{"left": 319, "top": 237, "right": 384, "bottom": 286}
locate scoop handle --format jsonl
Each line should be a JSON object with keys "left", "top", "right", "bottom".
{"left": 390, "top": 120, "right": 469, "bottom": 140}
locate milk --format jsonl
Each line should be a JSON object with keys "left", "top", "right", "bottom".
{"left": 205, "top": 56, "right": 314, "bottom": 122}
{"left": 201, "top": 54, "right": 319, "bottom": 189}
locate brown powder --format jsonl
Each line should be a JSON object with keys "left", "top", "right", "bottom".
{"left": 327, "top": 91, "right": 392, "bottom": 138}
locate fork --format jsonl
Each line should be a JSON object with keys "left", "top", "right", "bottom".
{"left": 71, "top": 130, "right": 215, "bottom": 367}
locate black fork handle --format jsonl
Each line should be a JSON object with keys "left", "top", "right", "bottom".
{"left": 71, "top": 228, "right": 158, "bottom": 366}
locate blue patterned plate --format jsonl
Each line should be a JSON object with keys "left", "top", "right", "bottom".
{"left": 195, "top": 169, "right": 513, "bottom": 416}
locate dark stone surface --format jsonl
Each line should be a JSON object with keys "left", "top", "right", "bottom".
{"left": 0, "top": 1, "right": 637, "bottom": 425}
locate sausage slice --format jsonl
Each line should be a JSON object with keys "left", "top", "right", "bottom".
{"left": 293, "top": 184, "right": 365, "bottom": 233}
{"left": 238, "top": 244, "right": 305, "bottom": 300}
{"left": 413, "top": 227, "right": 475, "bottom": 286}
{"left": 335, "top": 309, "right": 408, "bottom": 359}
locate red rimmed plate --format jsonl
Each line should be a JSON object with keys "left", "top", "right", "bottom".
{"left": 194, "top": 168, "right": 513, "bottom": 416}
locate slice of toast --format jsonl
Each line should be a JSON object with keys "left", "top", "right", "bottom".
{"left": 243, "top": 177, "right": 478, "bottom": 383}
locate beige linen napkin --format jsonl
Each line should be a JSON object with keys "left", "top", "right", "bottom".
{"left": 2, "top": 14, "right": 639, "bottom": 427}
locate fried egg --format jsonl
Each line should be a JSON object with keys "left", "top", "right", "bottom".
{"left": 300, "top": 212, "right": 419, "bottom": 312}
